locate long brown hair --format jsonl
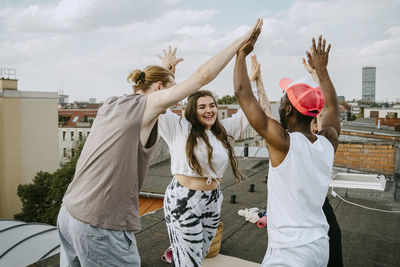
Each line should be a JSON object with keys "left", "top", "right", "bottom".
{"left": 127, "top": 65, "right": 174, "bottom": 92}
{"left": 184, "top": 90, "right": 242, "bottom": 183}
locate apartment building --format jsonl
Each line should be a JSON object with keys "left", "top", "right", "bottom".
{"left": 0, "top": 70, "right": 59, "bottom": 218}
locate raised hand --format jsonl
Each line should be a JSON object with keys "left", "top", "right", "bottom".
{"left": 249, "top": 54, "right": 261, "bottom": 82}
{"left": 302, "top": 58, "right": 320, "bottom": 85}
{"left": 238, "top": 19, "right": 263, "bottom": 56}
{"left": 305, "top": 35, "right": 340, "bottom": 147}
{"left": 306, "top": 35, "right": 331, "bottom": 73}
{"left": 158, "top": 46, "right": 184, "bottom": 75}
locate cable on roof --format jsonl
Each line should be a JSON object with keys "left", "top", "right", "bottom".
{"left": 0, "top": 221, "right": 51, "bottom": 233}
{"left": 0, "top": 223, "right": 27, "bottom": 233}
{"left": 331, "top": 187, "right": 400, "bottom": 214}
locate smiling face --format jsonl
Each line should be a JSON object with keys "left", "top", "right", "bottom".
{"left": 196, "top": 96, "right": 218, "bottom": 130}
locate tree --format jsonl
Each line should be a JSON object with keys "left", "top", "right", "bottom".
{"left": 14, "top": 171, "right": 53, "bottom": 223}
{"left": 217, "top": 95, "right": 237, "bottom": 105}
{"left": 14, "top": 141, "right": 85, "bottom": 225}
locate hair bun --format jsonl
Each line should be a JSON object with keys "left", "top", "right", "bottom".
{"left": 127, "top": 69, "right": 143, "bottom": 84}
{"left": 137, "top": 72, "right": 145, "bottom": 83}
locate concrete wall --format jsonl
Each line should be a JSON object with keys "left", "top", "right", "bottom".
{"left": 0, "top": 79, "right": 17, "bottom": 90}
{"left": 0, "top": 90, "right": 59, "bottom": 218}
{"left": 364, "top": 108, "right": 400, "bottom": 118}
{"left": 19, "top": 97, "right": 59, "bottom": 184}
{"left": 340, "top": 130, "right": 400, "bottom": 142}
{"left": 0, "top": 97, "right": 23, "bottom": 219}
{"left": 334, "top": 141, "right": 396, "bottom": 176}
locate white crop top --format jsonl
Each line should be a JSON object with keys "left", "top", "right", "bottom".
{"left": 158, "top": 108, "right": 249, "bottom": 184}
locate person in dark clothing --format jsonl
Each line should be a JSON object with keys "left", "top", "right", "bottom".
{"left": 323, "top": 197, "right": 344, "bottom": 267}
{"left": 311, "top": 116, "right": 344, "bottom": 267}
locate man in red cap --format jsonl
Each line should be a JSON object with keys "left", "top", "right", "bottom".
{"left": 234, "top": 35, "right": 340, "bottom": 266}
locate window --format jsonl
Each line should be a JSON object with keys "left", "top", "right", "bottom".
{"left": 387, "top": 112, "right": 398, "bottom": 119}
{"left": 79, "top": 131, "right": 83, "bottom": 141}
{"left": 72, "top": 116, "right": 80, "bottom": 123}
{"left": 87, "top": 131, "right": 90, "bottom": 137}
{"left": 63, "top": 148, "right": 67, "bottom": 157}
{"left": 62, "top": 131, "right": 66, "bottom": 141}
{"left": 71, "top": 131, "right": 74, "bottom": 141}
{"left": 71, "top": 148, "right": 75, "bottom": 158}
{"left": 58, "top": 116, "right": 71, "bottom": 125}
{"left": 370, "top": 111, "right": 379, "bottom": 118}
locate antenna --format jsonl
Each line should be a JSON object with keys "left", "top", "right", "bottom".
{"left": 0, "top": 68, "right": 17, "bottom": 79}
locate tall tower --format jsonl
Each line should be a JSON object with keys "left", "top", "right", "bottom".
{"left": 362, "top": 67, "right": 376, "bottom": 102}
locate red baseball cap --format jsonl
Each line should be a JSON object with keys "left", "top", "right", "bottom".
{"left": 279, "top": 76, "right": 325, "bottom": 117}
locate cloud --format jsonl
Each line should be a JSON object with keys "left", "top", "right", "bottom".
{"left": 359, "top": 27, "right": 400, "bottom": 57}
{"left": 0, "top": 0, "right": 399, "bottom": 102}
{"left": 247, "top": 0, "right": 400, "bottom": 101}
{"left": 0, "top": 1, "right": 223, "bottom": 101}
{"left": 177, "top": 25, "right": 215, "bottom": 36}
{"left": 3, "top": 0, "right": 183, "bottom": 33}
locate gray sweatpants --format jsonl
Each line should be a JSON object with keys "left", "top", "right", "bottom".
{"left": 57, "top": 206, "right": 140, "bottom": 267}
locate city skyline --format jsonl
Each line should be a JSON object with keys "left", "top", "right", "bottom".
{"left": 1, "top": 0, "right": 399, "bottom": 102}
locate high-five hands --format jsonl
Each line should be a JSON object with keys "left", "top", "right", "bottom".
{"left": 238, "top": 19, "right": 263, "bottom": 56}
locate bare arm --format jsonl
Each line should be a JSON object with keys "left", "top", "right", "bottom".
{"left": 303, "top": 55, "right": 324, "bottom": 132}
{"left": 306, "top": 35, "right": 340, "bottom": 150}
{"left": 234, "top": 29, "right": 289, "bottom": 167}
{"left": 249, "top": 54, "right": 273, "bottom": 118}
{"left": 143, "top": 19, "right": 264, "bottom": 127}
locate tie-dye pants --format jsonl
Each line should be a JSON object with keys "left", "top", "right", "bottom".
{"left": 164, "top": 177, "right": 223, "bottom": 267}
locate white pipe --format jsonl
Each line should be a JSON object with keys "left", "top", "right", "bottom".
{"left": 139, "top": 192, "right": 165, "bottom": 198}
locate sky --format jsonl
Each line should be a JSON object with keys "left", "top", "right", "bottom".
{"left": 1, "top": 0, "right": 399, "bottom": 103}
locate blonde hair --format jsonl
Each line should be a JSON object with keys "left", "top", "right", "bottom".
{"left": 127, "top": 65, "right": 174, "bottom": 92}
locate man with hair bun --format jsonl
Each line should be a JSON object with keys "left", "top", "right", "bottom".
{"left": 56, "top": 19, "right": 263, "bottom": 266}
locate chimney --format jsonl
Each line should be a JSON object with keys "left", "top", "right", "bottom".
{"left": 0, "top": 68, "right": 18, "bottom": 90}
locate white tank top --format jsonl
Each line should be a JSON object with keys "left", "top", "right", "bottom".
{"left": 267, "top": 132, "right": 334, "bottom": 248}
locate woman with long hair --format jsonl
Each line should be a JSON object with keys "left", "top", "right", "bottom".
{"left": 157, "top": 22, "right": 263, "bottom": 265}
{"left": 159, "top": 90, "right": 249, "bottom": 266}
{"left": 57, "top": 19, "right": 263, "bottom": 266}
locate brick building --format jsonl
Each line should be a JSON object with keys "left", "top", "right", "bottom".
{"left": 334, "top": 141, "right": 396, "bottom": 176}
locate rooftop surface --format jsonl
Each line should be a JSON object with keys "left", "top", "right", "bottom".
{"left": 31, "top": 157, "right": 400, "bottom": 266}
{"left": 0, "top": 220, "right": 59, "bottom": 266}
{"left": 342, "top": 118, "right": 400, "bottom": 136}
